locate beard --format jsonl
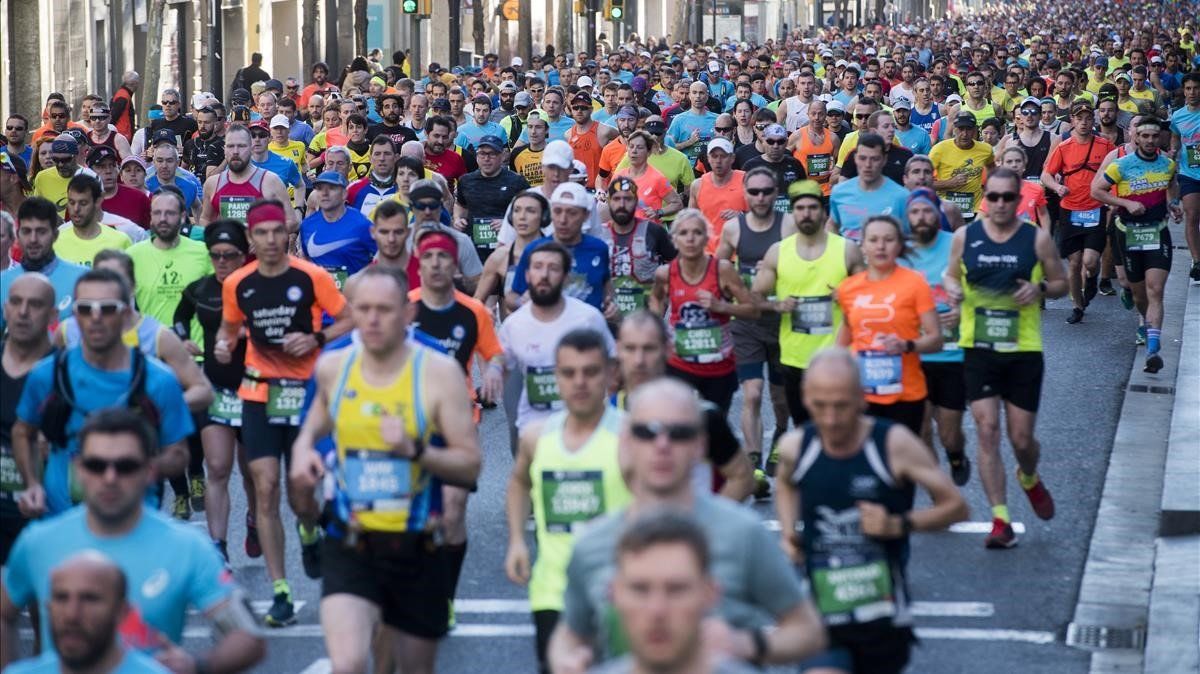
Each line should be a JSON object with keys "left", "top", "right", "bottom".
{"left": 529, "top": 281, "right": 564, "bottom": 306}
{"left": 610, "top": 205, "right": 635, "bottom": 227}
{"left": 227, "top": 155, "right": 248, "bottom": 173}
{"left": 796, "top": 217, "right": 823, "bottom": 235}
{"left": 911, "top": 222, "right": 939, "bottom": 244}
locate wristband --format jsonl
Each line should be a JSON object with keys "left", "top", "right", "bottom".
{"left": 900, "top": 513, "right": 914, "bottom": 537}
{"left": 905, "top": 339, "right": 915, "bottom": 353}
{"left": 751, "top": 627, "right": 769, "bottom": 665}
{"left": 411, "top": 438, "right": 426, "bottom": 462}
{"left": 313, "top": 331, "right": 327, "bottom": 348}
{"left": 1038, "top": 280, "right": 1048, "bottom": 295}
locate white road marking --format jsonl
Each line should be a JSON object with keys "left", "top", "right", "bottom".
{"left": 187, "top": 600, "right": 307, "bottom": 616}
{"left": 760, "top": 520, "right": 1027, "bottom": 535}
{"left": 910, "top": 602, "right": 995, "bottom": 618}
{"left": 914, "top": 627, "right": 1056, "bottom": 644}
{"left": 298, "top": 658, "right": 332, "bottom": 674}
{"left": 456, "top": 599, "right": 531, "bottom": 613}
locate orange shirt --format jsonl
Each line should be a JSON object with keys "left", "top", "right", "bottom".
{"left": 598, "top": 136, "right": 628, "bottom": 180}
{"left": 222, "top": 257, "right": 346, "bottom": 403}
{"left": 694, "top": 170, "right": 747, "bottom": 253}
{"left": 567, "top": 122, "right": 603, "bottom": 189}
{"left": 32, "top": 121, "right": 87, "bottom": 145}
{"left": 793, "top": 126, "right": 836, "bottom": 195}
{"left": 614, "top": 165, "right": 673, "bottom": 223}
{"left": 1043, "top": 134, "right": 1116, "bottom": 212}
{"left": 837, "top": 266, "right": 936, "bottom": 404}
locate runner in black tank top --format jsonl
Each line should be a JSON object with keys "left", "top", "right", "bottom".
{"left": 1013, "top": 129, "right": 1051, "bottom": 181}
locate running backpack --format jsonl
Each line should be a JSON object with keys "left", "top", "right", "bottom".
{"left": 39, "top": 349, "right": 162, "bottom": 449}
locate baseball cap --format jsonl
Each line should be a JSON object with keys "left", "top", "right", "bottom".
{"left": 511, "top": 57, "right": 524, "bottom": 67}
{"left": 499, "top": 81, "right": 518, "bottom": 93}
{"left": 313, "top": 171, "right": 348, "bottom": 188}
{"left": 86, "top": 146, "right": 119, "bottom": 166}
{"left": 707, "top": 137, "right": 735, "bottom": 155}
{"left": 787, "top": 179, "right": 825, "bottom": 205}
{"left": 607, "top": 176, "right": 637, "bottom": 196}
{"left": 1070, "top": 99, "right": 1094, "bottom": 115}
{"left": 708, "top": 61, "right": 722, "bottom": 73}
{"left": 431, "top": 98, "right": 451, "bottom": 112}
{"left": 763, "top": 124, "right": 788, "bottom": 139}
{"left": 121, "top": 155, "right": 147, "bottom": 171}
{"left": 1093, "top": 56, "right": 1109, "bottom": 68}
{"left": 945, "top": 93, "right": 964, "bottom": 105}
{"left": 265, "top": 78, "right": 283, "bottom": 91}
{"left": 471, "top": 94, "right": 493, "bottom": 107}
{"left": 1114, "top": 72, "right": 1132, "bottom": 83}
{"left": 953, "top": 111, "right": 978, "bottom": 128}
{"left": 408, "top": 180, "right": 443, "bottom": 203}
{"left": 204, "top": 220, "right": 250, "bottom": 254}
{"left": 476, "top": 135, "right": 505, "bottom": 151}
{"left": 270, "top": 114, "right": 290, "bottom": 128}
{"left": 151, "top": 128, "right": 178, "bottom": 146}
{"left": 63, "top": 129, "right": 89, "bottom": 147}
{"left": 514, "top": 91, "right": 534, "bottom": 108}
{"left": 50, "top": 137, "right": 78, "bottom": 156}
{"left": 616, "top": 105, "right": 639, "bottom": 120}
{"left": 248, "top": 119, "right": 270, "bottom": 132}
{"left": 231, "top": 88, "right": 252, "bottom": 105}
{"left": 550, "top": 182, "right": 591, "bottom": 211}
{"left": 645, "top": 120, "right": 666, "bottom": 135}
{"left": 1019, "top": 95, "right": 1041, "bottom": 109}
{"left": 827, "top": 100, "right": 846, "bottom": 114}
{"left": 542, "top": 140, "right": 574, "bottom": 169}
{"left": 570, "top": 92, "right": 592, "bottom": 107}
{"left": 578, "top": 76, "right": 595, "bottom": 88}
{"left": 891, "top": 97, "right": 912, "bottom": 110}
{"left": 428, "top": 62, "right": 443, "bottom": 73}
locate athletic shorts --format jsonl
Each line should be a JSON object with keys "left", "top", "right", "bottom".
{"left": 241, "top": 402, "right": 301, "bottom": 463}
{"left": 867, "top": 400, "right": 925, "bottom": 436}
{"left": 1118, "top": 225, "right": 1173, "bottom": 284}
{"left": 963, "top": 349, "right": 1044, "bottom": 412}
{"left": 1108, "top": 221, "right": 1126, "bottom": 268}
{"left": 800, "top": 624, "right": 915, "bottom": 674}
{"left": 921, "top": 361, "right": 966, "bottom": 411}
{"left": 666, "top": 365, "right": 737, "bottom": 412}
{"left": 731, "top": 319, "right": 783, "bottom": 385}
{"left": 1056, "top": 208, "right": 1108, "bottom": 257}
{"left": 1180, "top": 175, "right": 1200, "bottom": 198}
{"left": 322, "top": 531, "right": 451, "bottom": 639}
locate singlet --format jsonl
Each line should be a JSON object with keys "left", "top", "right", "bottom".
{"left": 695, "top": 171, "right": 747, "bottom": 253}
{"left": 1103, "top": 151, "right": 1176, "bottom": 228}
{"left": 791, "top": 418, "right": 914, "bottom": 630}
{"left": 607, "top": 220, "right": 662, "bottom": 317}
{"left": 777, "top": 234, "right": 849, "bottom": 369}
{"left": 1011, "top": 130, "right": 1051, "bottom": 181}
{"left": 89, "top": 130, "right": 119, "bottom": 152}
{"left": 908, "top": 103, "right": 940, "bottom": 134}
{"left": 1169, "top": 105, "right": 1200, "bottom": 181}
{"left": 958, "top": 221, "right": 1044, "bottom": 353}
{"left": 783, "top": 96, "right": 811, "bottom": 131}
{"left": 1, "top": 360, "right": 32, "bottom": 513}
{"left": 329, "top": 345, "right": 439, "bottom": 533}
{"left": 962, "top": 100, "right": 997, "bottom": 125}
{"left": 567, "top": 123, "right": 603, "bottom": 189}
{"left": 734, "top": 212, "right": 784, "bottom": 330}
{"left": 528, "top": 407, "right": 629, "bottom": 612}
{"left": 210, "top": 167, "right": 267, "bottom": 223}
{"left": 793, "top": 127, "right": 836, "bottom": 195}
{"left": 665, "top": 257, "right": 734, "bottom": 377}
{"left": 61, "top": 314, "right": 162, "bottom": 359}
{"left": 175, "top": 274, "right": 247, "bottom": 390}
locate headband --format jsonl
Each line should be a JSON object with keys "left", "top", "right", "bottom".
{"left": 245, "top": 202, "right": 287, "bottom": 230}
{"left": 416, "top": 230, "right": 459, "bottom": 259}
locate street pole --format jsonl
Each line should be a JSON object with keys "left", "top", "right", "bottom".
{"left": 586, "top": 0, "right": 597, "bottom": 57}
{"left": 711, "top": 0, "right": 716, "bottom": 43}
{"left": 412, "top": 14, "right": 423, "bottom": 77}
{"left": 449, "top": 0, "right": 461, "bottom": 66}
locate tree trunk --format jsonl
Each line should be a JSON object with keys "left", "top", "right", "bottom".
{"left": 303, "top": 0, "right": 320, "bottom": 71}
{"left": 499, "top": 11, "right": 510, "bottom": 63}
{"left": 518, "top": 0, "right": 532, "bottom": 61}
{"left": 556, "top": 0, "right": 572, "bottom": 55}
{"left": 473, "top": 0, "right": 486, "bottom": 56}
{"left": 355, "top": 0, "right": 369, "bottom": 56}
{"left": 670, "top": 0, "right": 689, "bottom": 45}
{"left": 142, "top": 0, "right": 165, "bottom": 122}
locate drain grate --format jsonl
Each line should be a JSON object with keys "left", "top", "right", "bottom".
{"left": 1127, "top": 384, "right": 1176, "bottom": 395}
{"left": 1066, "top": 623, "right": 1146, "bottom": 651}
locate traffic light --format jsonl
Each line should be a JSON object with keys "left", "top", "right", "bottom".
{"left": 608, "top": 0, "right": 624, "bottom": 20}
{"left": 402, "top": 0, "right": 418, "bottom": 13}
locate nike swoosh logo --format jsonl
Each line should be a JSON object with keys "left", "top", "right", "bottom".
{"left": 307, "top": 233, "right": 361, "bottom": 259}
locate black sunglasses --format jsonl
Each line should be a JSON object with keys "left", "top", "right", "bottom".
{"left": 209, "top": 250, "right": 244, "bottom": 261}
{"left": 715, "top": 126, "right": 735, "bottom": 132}
{"left": 413, "top": 201, "right": 441, "bottom": 211}
{"left": 985, "top": 191, "right": 1019, "bottom": 203}
{"left": 630, "top": 421, "right": 702, "bottom": 442}
{"left": 746, "top": 187, "right": 777, "bottom": 196}
{"left": 80, "top": 456, "right": 145, "bottom": 476}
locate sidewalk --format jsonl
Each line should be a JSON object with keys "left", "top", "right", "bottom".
{"left": 1067, "top": 222, "right": 1200, "bottom": 674}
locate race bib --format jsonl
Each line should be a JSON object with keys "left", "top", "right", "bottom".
{"left": 674, "top": 325, "right": 722, "bottom": 361}
{"left": 541, "top": 469, "right": 606, "bottom": 533}
{"left": 0, "top": 443, "right": 24, "bottom": 500}
{"left": 973, "top": 308, "right": 1019, "bottom": 352}
{"left": 774, "top": 195, "right": 793, "bottom": 214}
{"left": 1186, "top": 143, "right": 1200, "bottom": 169}
{"left": 324, "top": 266, "right": 349, "bottom": 291}
{"left": 219, "top": 195, "right": 254, "bottom": 222}
{"left": 612, "top": 278, "right": 647, "bottom": 316}
{"left": 471, "top": 218, "right": 499, "bottom": 249}
{"left": 946, "top": 191, "right": 975, "bottom": 218}
{"left": 1069, "top": 207, "right": 1101, "bottom": 227}
{"left": 266, "top": 378, "right": 307, "bottom": 425}
{"left": 341, "top": 450, "right": 411, "bottom": 514}
{"left": 207, "top": 388, "right": 243, "bottom": 427}
{"left": 525, "top": 366, "right": 561, "bottom": 410}
{"left": 1125, "top": 221, "right": 1163, "bottom": 252}
{"left": 812, "top": 559, "right": 896, "bottom": 621}
{"left": 790, "top": 296, "right": 835, "bottom": 334}
{"left": 858, "top": 351, "right": 903, "bottom": 395}
{"left": 806, "top": 153, "right": 832, "bottom": 176}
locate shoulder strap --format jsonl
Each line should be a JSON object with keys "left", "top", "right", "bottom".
{"left": 862, "top": 419, "right": 897, "bottom": 488}
{"left": 791, "top": 423, "right": 823, "bottom": 484}
{"left": 328, "top": 346, "right": 359, "bottom": 419}
{"left": 53, "top": 349, "right": 75, "bottom": 407}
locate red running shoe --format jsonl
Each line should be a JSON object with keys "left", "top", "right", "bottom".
{"left": 1020, "top": 471, "right": 1056, "bottom": 520}
{"left": 985, "top": 518, "right": 1017, "bottom": 549}
{"left": 245, "top": 515, "right": 262, "bottom": 558}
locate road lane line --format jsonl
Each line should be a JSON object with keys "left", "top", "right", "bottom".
{"left": 760, "top": 520, "right": 1026, "bottom": 535}
{"left": 910, "top": 602, "right": 995, "bottom": 618}
{"left": 914, "top": 627, "right": 1056, "bottom": 644}
{"left": 456, "top": 599, "right": 531, "bottom": 613}
{"left": 298, "top": 658, "right": 331, "bottom": 674}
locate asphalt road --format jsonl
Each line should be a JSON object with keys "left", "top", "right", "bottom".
{"left": 12, "top": 282, "right": 1141, "bottom": 673}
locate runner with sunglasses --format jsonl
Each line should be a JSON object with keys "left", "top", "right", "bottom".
{"left": 743, "top": 124, "right": 808, "bottom": 214}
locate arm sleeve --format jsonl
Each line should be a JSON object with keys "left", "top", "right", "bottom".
{"left": 745, "top": 515, "right": 808, "bottom": 614}
{"left": 172, "top": 281, "right": 199, "bottom": 339}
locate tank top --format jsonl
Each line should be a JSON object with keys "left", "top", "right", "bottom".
{"left": 695, "top": 170, "right": 746, "bottom": 253}
{"left": 964, "top": 101, "right": 997, "bottom": 125}
{"left": 329, "top": 345, "right": 439, "bottom": 533}
{"left": 90, "top": 130, "right": 119, "bottom": 152}
{"left": 528, "top": 407, "right": 630, "bottom": 612}
{"left": 1012, "top": 130, "right": 1051, "bottom": 181}
{"left": 784, "top": 96, "right": 811, "bottom": 132}
{"left": 567, "top": 123, "right": 602, "bottom": 189}
{"left": 210, "top": 167, "right": 268, "bottom": 223}
{"left": 666, "top": 257, "right": 734, "bottom": 377}
{"left": 62, "top": 314, "right": 162, "bottom": 358}
{"left": 607, "top": 220, "right": 660, "bottom": 316}
{"left": 791, "top": 418, "right": 914, "bottom": 629}
{"left": 959, "top": 221, "right": 1044, "bottom": 353}
{"left": 1, "top": 363, "right": 30, "bottom": 508}
{"left": 794, "top": 127, "right": 836, "bottom": 194}
{"left": 735, "top": 212, "right": 784, "bottom": 288}
{"left": 776, "top": 234, "right": 849, "bottom": 369}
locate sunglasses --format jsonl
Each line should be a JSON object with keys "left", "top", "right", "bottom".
{"left": 49, "top": 113, "right": 68, "bottom": 119}
{"left": 52, "top": 156, "right": 76, "bottom": 165}
{"left": 79, "top": 456, "right": 145, "bottom": 476}
{"left": 754, "top": 123, "right": 770, "bottom": 130}
{"left": 413, "top": 201, "right": 441, "bottom": 211}
{"left": 572, "top": 106, "right": 591, "bottom": 112}
{"left": 714, "top": 126, "right": 735, "bottom": 132}
{"left": 764, "top": 139, "right": 786, "bottom": 146}
{"left": 746, "top": 187, "right": 777, "bottom": 196}
{"left": 854, "top": 113, "right": 871, "bottom": 119}
{"left": 75, "top": 299, "right": 127, "bottom": 318}
{"left": 967, "top": 81, "right": 986, "bottom": 86}
{"left": 5, "top": 125, "right": 26, "bottom": 131}
{"left": 161, "top": 100, "right": 179, "bottom": 105}
{"left": 209, "top": 250, "right": 244, "bottom": 261}
{"left": 250, "top": 132, "right": 270, "bottom": 139}
{"left": 630, "top": 421, "right": 702, "bottom": 442}
{"left": 985, "top": 191, "right": 1019, "bottom": 203}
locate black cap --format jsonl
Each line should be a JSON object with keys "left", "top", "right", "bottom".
{"left": 264, "top": 79, "right": 283, "bottom": 91}
{"left": 63, "top": 128, "right": 89, "bottom": 146}
{"left": 431, "top": 98, "right": 451, "bottom": 111}
{"left": 570, "top": 91, "right": 592, "bottom": 107}
{"left": 151, "top": 128, "right": 178, "bottom": 146}
{"left": 87, "top": 145, "right": 119, "bottom": 166}
{"left": 231, "top": 88, "right": 252, "bottom": 104}
{"left": 953, "top": 111, "right": 978, "bottom": 128}
{"left": 204, "top": 220, "right": 250, "bottom": 254}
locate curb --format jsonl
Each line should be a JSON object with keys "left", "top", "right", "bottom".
{"left": 1065, "top": 222, "right": 1194, "bottom": 673}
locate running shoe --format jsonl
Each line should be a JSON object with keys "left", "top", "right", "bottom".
{"left": 1066, "top": 307, "right": 1085, "bottom": 324}
{"left": 1020, "top": 471, "right": 1055, "bottom": 520}
{"left": 475, "top": 387, "right": 497, "bottom": 409}
{"left": 1083, "top": 275, "right": 1098, "bottom": 306}
{"left": 1120, "top": 287, "right": 1134, "bottom": 311}
{"left": 1135, "top": 325, "right": 1147, "bottom": 345}
{"left": 753, "top": 468, "right": 771, "bottom": 500}
{"left": 1144, "top": 352, "right": 1163, "bottom": 374}
{"left": 1190, "top": 260, "right": 1200, "bottom": 282}
{"left": 1097, "top": 278, "right": 1115, "bottom": 296}
{"left": 984, "top": 519, "right": 1018, "bottom": 549}
{"left": 264, "top": 592, "right": 296, "bottom": 627}
{"left": 172, "top": 494, "right": 191, "bottom": 520}
{"left": 447, "top": 600, "right": 457, "bottom": 631}
{"left": 765, "top": 444, "right": 780, "bottom": 477}
{"left": 947, "top": 452, "right": 971, "bottom": 487}
{"left": 245, "top": 515, "right": 262, "bottom": 559}
{"left": 298, "top": 524, "right": 323, "bottom": 579}
{"left": 214, "top": 540, "right": 229, "bottom": 565}
{"left": 189, "top": 476, "right": 206, "bottom": 512}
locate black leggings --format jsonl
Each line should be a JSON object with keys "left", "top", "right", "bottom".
{"left": 782, "top": 365, "right": 812, "bottom": 427}
{"left": 533, "top": 610, "right": 560, "bottom": 674}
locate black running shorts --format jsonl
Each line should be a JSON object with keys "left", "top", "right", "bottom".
{"left": 963, "top": 349, "right": 1044, "bottom": 412}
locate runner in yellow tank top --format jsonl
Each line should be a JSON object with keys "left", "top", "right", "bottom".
{"left": 289, "top": 266, "right": 482, "bottom": 674}
{"left": 504, "top": 328, "right": 629, "bottom": 672}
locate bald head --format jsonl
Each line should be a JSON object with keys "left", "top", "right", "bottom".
{"left": 8, "top": 272, "right": 55, "bottom": 304}
{"left": 51, "top": 550, "right": 127, "bottom": 600}
{"left": 48, "top": 551, "right": 128, "bottom": 669}
{"left": 805, "top": 347, "right": 863, "bottom": 392}
{"left": 401, "top": 140, "right": 426, "bottom": 160}
{"left": 627, "top": 377, "right": 702, "bottom": 427}
{"left": 4, "top": 272, "right": 56, "bottom": 344}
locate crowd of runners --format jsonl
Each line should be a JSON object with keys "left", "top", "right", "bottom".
{"left": 1, "top": 1, "right": 1199, "bottom": 672}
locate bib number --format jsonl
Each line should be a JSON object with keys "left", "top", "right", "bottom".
{"left": 341, "top": 451, "right": 411, "bottom": 514}
{"left": 324, "top": 266, "right": 349, "bottom": 291}
{"left": 1070, "top": 207, "right": 1101, "bottom": 227}
{"left": 936, "top": 304, "right": 960, "bottom": 351}
{"left": 525, "top": 366, "right": 561, "bottom": 410}
{"left": 674, "top": 325, "right": 722, "bottom": 361}
{"left": 612, "top": 279, "right": 647, "bottom": 316}
{"left": 773, "top": 195, "right": 793, "bottom": 214}
{"left": 1186, "top": 143, "right": 1200, "bottom": 169}
{"left": 946, "top": 191, "right": 975, "bottom": 218}
{"left": 1125, "top": 222, "right": 1163, "bottom": 252}
{"left": 0, "top": 444, "right": 24, "bottom": 500}
{"left": 541, "top": 470, "right": 606, "bottom": 533}
{"left": 219, "top": 195, "right": 254, "bottom": 222}
{"left": 973, "top": 308, "right": 1019, "bottom": 352}
{"left": 207, "top": 388, "right": 243, "bottom": 427}
{"left": 812, "top": 559, "right": 896, "bottom": 621}
{"left": 790, "top": 296, "right": 834, "bottom": 334}
{"left": 471, "top": 218, "right": 499, "bottom": 248}
{"left": 806, "top": 153, "right": 832, "bottom": 176}
{"left": 858, "top": 351, "right": 903, "bottom": 395}
{"left": 266, "top": 378, "right": 307, "bottom": 425}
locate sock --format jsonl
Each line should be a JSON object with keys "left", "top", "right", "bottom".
{"left": 1147, "top": 328, "right": 1161, "bottom": 355}
{"left": 441, "top": 542, "right": 468, "bottom": 597}
{"left": 273, "top": 579, "right": 291, "bottom": 598}
{"left": 992, "top": 505, "right": 1011, "bottom": 523}
{"left": 1017, "top": 470, "right": 1039, "bottom": 490}
{"left": 298, "top": 523, "right": 320, "bottom": 545}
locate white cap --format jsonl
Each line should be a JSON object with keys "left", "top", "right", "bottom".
{"left": 542, "top": 140, "right": 574, "bottom": 169}
{"left": 550, "top": 181, "right": 592, "bottom": 211}
{"left": 270, "top": 114, "right": 290, "bottom": 128}
{"left": 891, "top": 97, "right": 912, "bottom": 110}
{"left": 512, "top": 56, "right": 524, "bottom": 67}
{"left": 945, "top": 93, "right": 963, "bottom": 104}
{"left": 578, "top": 75, "right": 594, "bottom": 88}
{"left": 827, "top": 99, "right": 846, "bottom": 113}
{"left": 707, "top": 137, "right": 735, "bottom": 155}
{"left": 191, "top": 93, "right": 208, "bottom": 110}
